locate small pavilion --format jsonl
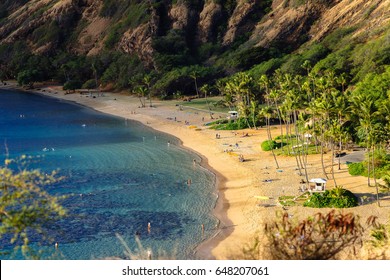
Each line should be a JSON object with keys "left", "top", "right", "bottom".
{"left": 308, "top": 178, "right": 327, "bottom": 192}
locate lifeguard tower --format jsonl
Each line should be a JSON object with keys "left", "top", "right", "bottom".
{"left": 228, "top": 111, "right": 238, "bottom": 120}
{"left": 308, "top": 178, "right": 327, "bottom": 192}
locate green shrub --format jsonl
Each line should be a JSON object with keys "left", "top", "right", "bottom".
{"left": 63, "top": 80, "right": 82, "bottom": 91}
{"left": 104, "top": 23, "right": 123, "bottom": 49}
{"left": 82, "top": 79, "right": 97, "bottom": 90}
{"left": 248, "top": 58, "right": 285, "bottom": 78}
{"left": 152, "top": 65, "right": 218, "bottom": 97}
{"left": 312, "top": 45, "right": 354, "bottom": 75}
{"left": 210, "top": 118, "right": 249, "bottom": 130}
{"left": 348, "top": 162, "right": 365, "bottom": 176}
{"left": 321, "top": 27, "right": 357, "bottom": 50}
{"left": 229, "top": 46, "right": 272, "bottom": 70}
{"left": 206, "top": 119, "right": 228, "bottom": 126}
{"left": 274, "top": 134, "right": 296, "bottom": 140}
{"left": 31, "top": 21, "right": 61, "bottom": 47}
{"left": 261, "top": 140, "right": 278, "bottom": 151}
{"left": 303, "top": 188, "right": 358, "bottom": 208}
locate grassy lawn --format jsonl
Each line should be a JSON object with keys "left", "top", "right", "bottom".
{"left": 278, "top": 193, "right": 311, "bottom": 207}
{"left": 269, "top": 135, "right": 320, "bottom": 156}
{"left": 176, "top": 97, "right": 231, "bottom": 114}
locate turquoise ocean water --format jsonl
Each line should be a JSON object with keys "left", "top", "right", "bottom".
{"left": 0, "top": 89, "right": 218, "bottom": 259}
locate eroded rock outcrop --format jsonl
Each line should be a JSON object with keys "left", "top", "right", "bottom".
{"left": 169, "top": 2, "right": 190, "bottom": 30}
{"left": 251, "top": 0, "right": 390, "bottom": 48}
{"left": 0, "top": 0, "right": 84, "bottom": 53}
{"left": 223, "top": 0, "right": 257, "bottom": 45}
{"left": 74, "top": 0, "right": 108, "bottom": 56}
{"left": 0, "top": 0, "right": 389, "bottom": 66}
{"left": 119, "top": 8, "right": 159, "bottom": 68}
{"left": 197, "top": 1, "right": 223, "bottom": 43}
{"left": 309, "top": 0, "right": 390, "bottom": 41}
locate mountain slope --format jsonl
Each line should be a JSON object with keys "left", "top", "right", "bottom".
{"left": 0, "top": 0, "right": 389, "bottom": 94}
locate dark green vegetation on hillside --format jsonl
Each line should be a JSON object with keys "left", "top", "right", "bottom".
{"left": 0, "top": 1, "right": 388, "bottom": 97}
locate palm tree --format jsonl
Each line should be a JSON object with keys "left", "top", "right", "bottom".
{"left": 225, "top": 72, "right": 254, "bottom": 128}
{"left": 216, "top": 80, "right": 235, "bottom": 111}
{"left": 326, "top": 120, "right": 342, "bottom": 186}
{"left": 190, "top": 70, "right": 200, "bottom": 99}
{"left": 269, "top": 88, "right": 284, "bottom": 148}
{"left": 143, "top": 74, "right": 153, "bottom": 107}
{"left": 331, "top": 89, "right": 349, "bottom": 170}
{"left": 259, "top": 74, "right": 281, "bottom": 168}
{"left": 313, "top": 98, "right": 331, "bottom": 179}
{"left": 135, "top": 85, "right": 147, "bottom": 108}
{"left": 260, "top": 105, "right": 280, "bottom": 169}
{"left": 352, "top": 96, "right": 376, "bottom": 187}
{"left": 200, "top": 84, "right": 214, "bottom": 119}
{"left": 250, "top": 100, "right": 258, "bottom": 129}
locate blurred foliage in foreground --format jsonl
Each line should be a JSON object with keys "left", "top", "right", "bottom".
{"left": 0, "top": 157, "right": 66, "bottom": 259}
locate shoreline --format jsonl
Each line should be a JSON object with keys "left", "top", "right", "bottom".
{"left": 0, "top": 82, "right": 238, "bottom": 259}
{"left": 2, "top": 81, "right": 389, "bottom": 260}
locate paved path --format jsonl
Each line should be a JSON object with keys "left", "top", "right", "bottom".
{"left": 336, "top": 150, "right": 365, "bottom": 164}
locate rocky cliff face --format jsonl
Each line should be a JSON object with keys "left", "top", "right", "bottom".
{"left": 223, "top": 0, "right": 258, "bottom": 45}
{"left": 0, "top": 0, "right": 89, "bottom": 53}
{"left": 197, "top": 1, "right": 222, "bottom": 43}
{"left": 250, "top": 0, "right": 389, "bottom": 48}
{"left": 0, "top": 0, "right": 389, "bottom": 66}
{"left": 119, "top": 9, "right": 159, "bottom": 68}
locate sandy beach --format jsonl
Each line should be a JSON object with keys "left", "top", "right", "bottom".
{"left": 1, "top": 82, "right": 389, "bottom": 259}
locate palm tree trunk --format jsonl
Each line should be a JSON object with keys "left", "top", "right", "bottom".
{"left": 293, "top": 111, "right": 304, "bottom": 171}
{"left": 275, "top": 101, "right": 284, "bottom": 150}
{"left": 285, "top": 117, "right": 291, "bottom": 156}
{"left": 331, "top": 142, "right": 337, "bottom": 186}
{"left": 246, "top": 118, "right": 252, "bottom": 129}
{"left": 149, "top": 92, "right": 152, "bottom": 107}
{"left": 138, "top": 96, "right": 145, "bottom": 107}
{"left": 292, "top": 111, "right": 309, "bottom": 183}
{"left": 320, "top": 123, "right": 328, "bottom": 179}
{"left": 267, "top": 117, "right": 279, "bottom": 169}
{"left": 205, "top": 91, "right": 213, "bottom": 119}
{"left": 194, "top": 78, "right": 199, "bottom": 99}
{"left": 372, "top": 145, "right": 380, "bottom": 206}
{"left": 367, "top": 146, "right": 371, "bottom": 187}
{"left": 338, "top": 135, "right": 342, "bottom": 170}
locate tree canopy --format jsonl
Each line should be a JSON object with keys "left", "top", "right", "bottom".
{"left": 0, "top": 158, "right": 66, "bottom": 259}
